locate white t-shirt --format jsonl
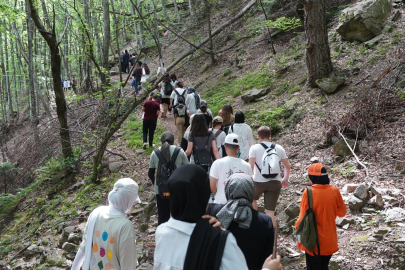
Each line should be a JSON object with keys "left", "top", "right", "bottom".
{"left": 211, "top": 128, "right": 226, "bottom": 158}
{"left": 80, "top": 213, "right": 137, "bottom": 270}
{"left": 64, "top": 80, "right": 70, "bottom": 88}
{"left": 210, "top": 156, "right": 252, "bottom": 204}
{"left": 170, "top": 88, "right": 188, "bottom": 105}
{"left": 185, "top": 93, "right": 200, "bottom": 115}
{"left": 228, "top": 123, "right": 254, "bottom": 160}
{"left": 154, "top": 218, "right": 248, "bottom": 270}
{"left": 248, "top": 142, "right": 288, "bottom": 182}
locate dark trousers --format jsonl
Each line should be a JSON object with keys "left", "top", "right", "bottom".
{"left": 156, "top": 194, "right": 171, "bottom": 225}
{"left": 143, "top": 119, "right": 157, "bottom": 146}
{"left": 306, "top": 253, "right": 332, "bottom": 270}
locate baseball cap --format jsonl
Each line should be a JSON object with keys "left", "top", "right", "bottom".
{"left": 307, "top": 163, "right": 328, "bottom": 176}
{"left": 213, "top": 116, "right": 223, "bottom": 123}
{"left": 224, "top": 133, "right": 240, "bottom": 146}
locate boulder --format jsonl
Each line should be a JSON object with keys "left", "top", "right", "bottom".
{"left": 336, "top": 217, "right": 354, "bottom": 227}
{"left": 67, "top": 233, "right": 82, "bottom": 245}
{"left": 44, "top": 249, "right": 66, "bottom": 267}
{"left": 367, "top": 195, "right": 384, "bottom": 207}
{"left": 63, "top": 226, "right": 76, "bottom": 237}
{"left": 23, "top": 244, "right": 44, "bottom": 259}
{"left": 241, "top": 88, "right": 270, "bottom": 103}
{"left": 109, "top": 162, "right": 124, "bottom": 173}
{"left": 349, "top": 195, "right": 364, "bottom": 211}
{"left": 342, "top": 184, "right": 359, "bottom": 193}
{"left": 62, "top": 242, "right": 77, "bottom": 253}
{"left": 285, "top": 204, "right": 300, "bottom": 219}
{"left": 316, "top": 76, "right": 345, "bottom": 94}
{"left": 141, "top": 201, "right": 157, "bottom": 223}
{"left": 364, "top": 34, "right": 384, "bottom": 47}
{"left": 333, "top": 138, "right": 359, "bottom": 157}
{"left": 354, "top": 184, "right": 368, "bottom": 200}
{"left": 284, "top": 97, "right": 298, "bottom": 110}
{"left": 336, "top": 0, "right": 392, "bottom": 42}
{"left": 370, "top": 185, "right": 382, "bottom": 196}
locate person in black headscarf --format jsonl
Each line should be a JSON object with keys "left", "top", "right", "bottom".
{"left": 207, "top": 173, "right": 275, "bottom": 270}
{"left": 153, "top": 165, "right": 283, "bottom": 270}
{"left": 148, "top": 131, "right": 189, "bottom": 225}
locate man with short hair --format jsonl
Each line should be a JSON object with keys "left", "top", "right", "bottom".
{"left": 185, "top": 87, "right": 201, "bottom": 116}
{"left": 210, "top": 134, "right": 252, "bottom": 204}
{"left": 249, "top": 126, "right": 291, "bottom": 224}
{"left": 148, "top": 132, "right": 189, "bottom": 225}
{"left": 142, "top": 92, "right": 160, "bottom": 149}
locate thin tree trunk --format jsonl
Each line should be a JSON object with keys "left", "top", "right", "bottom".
{"left": 4, "top": 28, "right": 14, "bottom": 120}
{"left": 161, "top": 0, "right": 167, "bottom": 20}
{"left": 101, "top": 0, "right": 111, "bottom": 88}
{"left": 26, "top": 1, "right": 39, "bottom": 126}
{"left": 188, "top": 0, "right": 195, "bottom": 18}
{"left": 0, "top": 31, "right": 6, "bottom": 123}
{"left": 83, "top": 0, "right": 92, "bottom": 92}
{"left": 11, "top": 36, "right": 19, "bottom": 120}
{"left": 138, "top": 0, "right": 144, "bottom": 47}
{"left": 203, "top": 0, "right": 215, "bottom": 65}
{"left": 173, "top": 0, "right": 181, "bottom": 24}
{"left": 132, "top": 4, "right": 140, "bottom": 47}
{"left": 28, "top": 0, "right": 73, "bottom": 160}
{"left": 300, "top": 0, "right": 333, "bottom": 87}
{"left": 110, "top": 0, "right": 123, "bottom": 84}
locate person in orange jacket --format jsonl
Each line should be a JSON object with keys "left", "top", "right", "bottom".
{"left": 295, "top": 163, "right": 347, "bottom": 270}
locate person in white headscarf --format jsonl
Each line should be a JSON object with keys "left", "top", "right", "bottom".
{"left": 71, "top": 178, "right": 141, "bottom": 270}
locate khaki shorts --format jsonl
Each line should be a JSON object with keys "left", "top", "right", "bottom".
{"left": 253, "top": 181, "right": 282, "bottom": 211}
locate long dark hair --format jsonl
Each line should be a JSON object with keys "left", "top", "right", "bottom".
{"left": 142, "top": 63, "right": 150, "bottom": 75}
{"left": 170, "top": 73, "right": 177, "bottom": 82}
{"left": 162, "top": 73, "right": 171, "bottom": 83}
{"left": 221, "top": 104, "right": 233, "bottom": 125}
{"left": 190, "top": 114, "right": 211, "bottom": 137}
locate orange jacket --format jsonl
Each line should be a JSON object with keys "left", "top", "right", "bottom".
{"left": 295, "top": 184, "right": 347, "bottom": 256}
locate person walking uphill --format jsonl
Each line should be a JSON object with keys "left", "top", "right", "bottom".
{"left": 207, "top": 173, "right": 275, "bottom": 270}
{"left": 295, "top": 163, "right": 346, "bottom": 270}
{"left": 148, "top": 131, "right": 188, "bottom": 225}
{"left": 228, "top": 111, "right": 254, "bottom": 161}
{"left": 131, "top": 63, "right": 143, "bottom": 96}
{"left": 123, "top": 50, "right": 130, "bottom": 73}
{"left": 174, "top": 97, "right": 190, "bottom": 143}
{"left": 71, "top": 178, "right": 141, "bottom": 270}
{"left": 142, "top": 92, "right": 160, "bottom": 149}
{"left": 248, "top": 126, "right": 291, "bottom": 225}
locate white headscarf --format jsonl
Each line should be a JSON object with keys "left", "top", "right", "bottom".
{"left": 80, "top": 178, "right": 141, "bottom": 270}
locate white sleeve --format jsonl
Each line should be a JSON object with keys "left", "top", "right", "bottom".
{"left": 209, "top": 160, "right": 220, "bottom": 179}
{"left": 220, "top": 233, "right": 248, "bottom": 270}
{"left": 170, "top": 91, "right": 176, "bottom": 99}
{"left": 71, "top": 248, "right": 85, "bottom": 270}
{"left": 248, "top": 145, "right": 256, "bottom": 159}
{"left": 277, "top": 145, "right": 288, "bottom": 159}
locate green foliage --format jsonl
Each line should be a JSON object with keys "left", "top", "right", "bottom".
{"left": 265, "top": 17, "right": 302, "bottom": 31}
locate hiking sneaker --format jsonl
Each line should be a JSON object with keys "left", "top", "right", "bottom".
{"left": 150, "top": 144, "right": 156, "bottom": 148}
{"left": 143, "top": 142, "right": 148, "bottom": 149}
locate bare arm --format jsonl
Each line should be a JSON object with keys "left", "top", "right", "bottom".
{"left": 281, "top": 158, "right": 291, "bottom": 188}
{"left": 211, "top": 140, "right": 220, "bottom": 159}
{"left": 185, "top": 141, "right": 193, "bottom": 156}
{"left": 210, "top": 176, "right": 218, "bottom": 193}
{"left": 249, "top": 157, "right": 256, "bottom": 171}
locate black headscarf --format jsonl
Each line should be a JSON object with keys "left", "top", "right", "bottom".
{"left": 235, "top": 111, "right": 245, "bottom": 123}
{"left": 168, "top": 164, "right": 228, "bottom": 270}
{"left": 168, "top": 164, "right": 210, "bottom": 222}
{"left": 309, "top": 167, "right": 330, "bottom": 185}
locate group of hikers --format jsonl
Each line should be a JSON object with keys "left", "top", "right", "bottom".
{"left": 62, "top": 77, "right": 77, "bottom": 94}
{"left": 71, "top": 74, "right": 347, "bottom": 270}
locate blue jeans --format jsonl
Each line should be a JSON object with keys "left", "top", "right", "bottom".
{"left": 131, "top": 76, "right": 141, "bottom": 94}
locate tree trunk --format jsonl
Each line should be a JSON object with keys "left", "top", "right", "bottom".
{"left": 138, "top": 0, "right": 144, "bottom": 47}
{"left": 83, "top": 0, "right": 92, "bottom": 92}
{"left": 3, "top": 27, "right": 14, "bottom": 120}
{"left": 300, "top": 0, "right": 333, "bottom": 87}
{"left": 188, "top": 0, "right": 195, "bottom": 18}
{"left": 203, "top": 0, "right": 215, "bottom": 65}
{"left": 173, "top": 0, "right": 181, "bottom": 24}
{"left": 27, "top": 0, "right": 73, "bottom": 160}
{"left": 132, "top": 4, "right": 140, "bottom": 47}
{"left": 101, "top": 0, "right": 111, "bottom": 88}
{"left": 26, "top": 0, "right": 39, "bottom": 126}
{"left": 11, "top": 36, "right": 19, "bottom": 120}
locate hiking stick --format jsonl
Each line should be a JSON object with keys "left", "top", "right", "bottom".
{"left": 273, "top": 219, "right": 278, "bottom": 258}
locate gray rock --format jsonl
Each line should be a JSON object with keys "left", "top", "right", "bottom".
{"left": 342, "top": 184, "right": 359, "bottom": 193}
{"left": 367, "top": 195, "right": 383, "bottom": 207}
{"left": 109, "top": 162, "right": 124, "bottom": 172}
{"left": 336, "top": 217, "right": 354, "bottom": 227}
{"left": 354, "top": 184, "right": 368, "bottom": 200}
{"left": 285, "top": 204, "right": 300, "bottom": 219}
{"left": 362, "top": 207, "right": 377, "bottom": 214}
{"left": 67, "top": 233, "right": 82, "bottom": 245}
{"left": 63, "top": 226, "right": 76, "bottom": 237}
{"left": 333, "top": 138, "right": 359, "bottom": 157}
{"left": 136, "top": 149, "right": 145, "bottom": 154}
{"left": 372, "top": 234, "right": 384, "bottom": 240}
{"left": 316, "top": 76, "right": 345, "bottom": 94}
{"left": 68, "top": 181, "right": 85, "bottom": 192}
{"left": 141, "top": 201, "right": 157, "bottom": 223}
{"left": 289, "top": 35, "right": 304, "bottom": 47}
{"left": 392, "top": 10, "right": 401, "bottom": 21}
{"left": 130, "top": 208, "right": 145, "bottom": 216}
{"left": 310, "top": 157, "right": 319, "bottom": 163}
{"left": 383, "top": 195, "right": 397, "bottom": 203}
{"left": 370, "top": 185, "right": 382, "bottom": 196}
{"left": 284, "top": 97, "right": 298, "bottom": 110}
{"left": 349, "top": 195, "right": 364, "bottom": 211}
{"left": 337, "top": 0, "right": 392, "bottom": 42}
{"left": 148, "top": 228, "right": 156, "bottom": 234}
{"left": 23, "top": 244, "right": 44, "bottom": 259}
{"left": 395, "top": 238, "right": 405, "bottom": 244}
{"left": 62, "top": 242, "right": 77, "bottom": 253}
{"left": 11, "top": 258, "right": 39, "bottom": 270}
{"left": 374, "top": 228, "right": 390, "bottom": 235}
{"left": 364, "top": 34, "right": 384, "bottom": 47}
{"left": 241, "top": 88, "right": 270, "bottom": 103}
{"left": 44, "top": 249, "right": 66, "bottom": 267}
{"left": 65, "top": 253, "right": 76, "bottom": 260}
{"left": 0, "top": 260, "right": 8, "bottom": 267}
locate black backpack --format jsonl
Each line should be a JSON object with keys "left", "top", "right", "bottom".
{"left": 174, "top": 89, "right": 186, "bottom": 105}
{"left": 176, "top": 105, "right": 187, "bottom": 117}
{"left": 164, "top": 82, "right": 173, "bottom": 96}
{"left": 194, "top": 93, "right": 201, "bottom": 109}
{"left": 192, "top": 135, "right": 213, "bottom": 168}
{"left": 154, "top": 147, "right": 181, "bottom": 199}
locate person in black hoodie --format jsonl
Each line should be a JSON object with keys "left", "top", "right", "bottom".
{"left": 123, "top": 50, "right": 130, "bottom": 73}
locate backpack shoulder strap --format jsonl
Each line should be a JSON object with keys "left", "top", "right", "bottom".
{"left": 171, "top": 147, "right": 181, "bottom": 168}
{"left": 260, "top": 143, "right": 269, "bottom": 150}
{"left": 270, "top": 143, "right": 276, "bottom": 150}
{"left": 214, "top": 129, "right": 223, "bottom": 138}
{"left": 154, "top": 149, "right": 168, "bottom": 165}
{"left": 307, "top": 187, "right": 313, "bottom": 209}
{"left": 174, "top": 89, "right": 179, "bottom": 96}
{"left": 213, "top": 230, "right": 229, "bottom": 270}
